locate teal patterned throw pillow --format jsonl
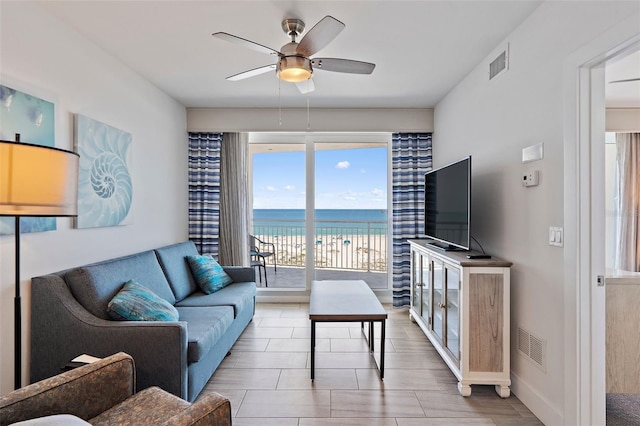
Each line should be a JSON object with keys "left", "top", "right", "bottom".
{"left": 107, "top": 280, "right": 179, "bottom": 321}
{"left": 186, "top": 255, "right": 233, "bottom": 294}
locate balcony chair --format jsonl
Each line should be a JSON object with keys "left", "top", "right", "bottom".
{"left": 250, "top": 234, "right": 276, "bottom": 268}
{"left": 250, "top": 255, "right": 268, "bottom": 287}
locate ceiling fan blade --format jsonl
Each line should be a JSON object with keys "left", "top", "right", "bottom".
{"left": 226, "top": 64, "right": 277, "bottom": 81}
{"left": 608, "top": 78, "right": 640, "bottom": 83}
{"left": 212, "top": 32, "right": 280, "bottom": 56}
{"left": 311, "top": 58, "right": 375, "bottom": 74}
{"left": 296, "top": 16, "right": 345, "bottom": 57}
{"left": 296, "top": 79, "right": 315, "bottom": 94}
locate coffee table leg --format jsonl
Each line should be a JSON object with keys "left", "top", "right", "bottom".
{"left": 369, "top": 321, "right": 374, "bottom": 352}
{"left": 380, "top": 319, "right": 385, "bottom": 379}
{"left": 311, "top": 320, "right": 316, "bottom": 380}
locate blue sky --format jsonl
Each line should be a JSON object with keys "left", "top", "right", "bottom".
{"left": 252, "top": 147, "right": 387, "bottom": 209}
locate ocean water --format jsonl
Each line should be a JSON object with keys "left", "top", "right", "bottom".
{"left": 253, "top": 209, "right": 387, "bottom": 235}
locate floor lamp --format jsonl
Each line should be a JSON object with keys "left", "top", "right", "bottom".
{"left": 0, "top": 139, "right": 79, "bottom": 389}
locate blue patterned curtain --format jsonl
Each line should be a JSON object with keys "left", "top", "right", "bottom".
{"left": 188, "top": 133, "right": 222, "bottom": 256}
{"left": 392, "top": 133, "right": 432, "bottom": 307}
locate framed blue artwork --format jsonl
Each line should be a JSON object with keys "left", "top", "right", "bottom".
{"left": 74, "top": 114, "right": 133, "bottom": 229}
{"left": 0, "top": 84, "right": 57, "bottom": 235}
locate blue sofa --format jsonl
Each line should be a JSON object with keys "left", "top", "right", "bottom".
{"left": 30, "top": 241, "right": 256, "bottom": 402}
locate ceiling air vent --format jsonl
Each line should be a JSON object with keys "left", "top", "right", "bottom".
{"left": 489, "top": 45, "right": 509, "bottom": 80}
{"left": 517, "top": 326, "right": 546, "bottom": 372}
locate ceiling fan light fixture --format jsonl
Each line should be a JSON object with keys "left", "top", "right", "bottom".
{"left": 277, "top": 56, "right": 312, "bottom": 82}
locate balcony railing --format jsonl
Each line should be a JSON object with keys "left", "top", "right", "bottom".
{"left": 253, "top": 219, "right": 388, "bottom": 272}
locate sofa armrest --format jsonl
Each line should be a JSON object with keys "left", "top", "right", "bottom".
{"left": 0, "top": 353, "right": 134, "bottom": 424}
{"left": 31, "top": 275, "right": 189, "bottom": 400}
{"left": 162, "top": 392, "right": 232, "bottom": 426}
{"left": 222, "top": 266, "right": 255, "bottom": 283}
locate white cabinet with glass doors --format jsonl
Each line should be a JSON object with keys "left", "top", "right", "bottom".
{"left": 409, "top": 239, "right": 512, "bottom": 398}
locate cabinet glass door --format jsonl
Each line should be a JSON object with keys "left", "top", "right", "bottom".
{"left": 432, "top": 258, "right": 444, "bottom": 342}
{"left": 411, "top": 251, "right": 421, "bottom": 314}
{"left": 420, "top": 255, "right": 430, "bottom": 325}
{"left": 445, "top": 264, "right": 460, "bottom": 361}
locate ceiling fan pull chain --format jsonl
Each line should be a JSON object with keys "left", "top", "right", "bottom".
{"left": 278, "top": 78, "right": 282, "bottom": 126}
{"left": 307, "top": 89, "right": 310, "bottom": 130}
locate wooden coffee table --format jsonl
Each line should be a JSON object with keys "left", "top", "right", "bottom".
{"left": 309, "top": 280, "right": 388, "bottom": 380}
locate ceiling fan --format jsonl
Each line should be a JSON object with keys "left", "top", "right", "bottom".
{"left": 212, "top": 15, "right": 375, "bottom": 94}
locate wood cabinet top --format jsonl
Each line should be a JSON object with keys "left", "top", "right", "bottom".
{"left": 409, "top": 239, "right": 513, "bottom": 268}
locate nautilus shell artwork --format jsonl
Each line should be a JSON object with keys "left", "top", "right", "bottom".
{"left": 75, "top": 114, "right": 132, "bottom": 228}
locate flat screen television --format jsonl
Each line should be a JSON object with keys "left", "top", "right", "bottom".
{"left": 424, "top": 156, "right": 471, "bottom": 251}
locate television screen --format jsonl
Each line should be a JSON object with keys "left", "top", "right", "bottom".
{"left": 424, "top": 156, "right": 471, "bottom": 250}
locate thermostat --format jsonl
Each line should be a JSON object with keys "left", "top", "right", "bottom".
{"left": 522, "top": 170, "right": 539, "bottom": 187}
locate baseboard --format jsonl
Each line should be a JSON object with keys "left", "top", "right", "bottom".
{"left": 511, "top": 371, "right": 563, "bottom": 425}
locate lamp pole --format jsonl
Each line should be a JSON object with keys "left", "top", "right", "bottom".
{"left": 14, "top": 217, "right": 21, "bottom": 389}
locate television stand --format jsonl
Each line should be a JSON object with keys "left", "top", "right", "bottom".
{"left": 426, "top": 241, "right": 466, "bottom": 252}
{"left": 408, "top": 239, "right": 513, "bottom": 398}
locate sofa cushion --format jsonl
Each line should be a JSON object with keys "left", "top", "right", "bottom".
{"left": 175, "top": 306, "right": 234, "bottom": 363}
{"left": 154, "top": 241, "right": 200, "bottom": 302}
{"left": 108, "top": 280, "right": 179, "bottom": 322}
{"left": 175, "top": 281, "right": 256, "bottom": 318}
{"left": 66, "top": 250, "right": 176, "bottom": 320}
{"left": 186, "top": 255, "right": 233, "bottom": 294}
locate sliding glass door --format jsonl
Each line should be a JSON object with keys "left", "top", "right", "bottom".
{"left": 313, "top": 141, "right": 388, "bottom": 288}
{"left": 250, "top": 133, "right": 390, "bottom": 290}
{"left": 250, "top": 137, "right": 306, "bottom": 289}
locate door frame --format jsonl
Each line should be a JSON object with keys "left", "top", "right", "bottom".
{"left": 563, "top": 16, "right": 640, "bottom": 425}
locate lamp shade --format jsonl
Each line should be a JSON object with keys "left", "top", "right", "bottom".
{"left": 0, "top": 140, "right": 79, "bottom": 217}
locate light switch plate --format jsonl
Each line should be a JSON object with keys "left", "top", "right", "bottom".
{"left": 549, "top": 226, "right": 563, "bottom": 247}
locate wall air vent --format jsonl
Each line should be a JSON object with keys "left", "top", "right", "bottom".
{"left": 489, "top": 45, "right": 509, "bottom": 80}
{"left": 517, "top": 326, "right": 546, "bottom": 372}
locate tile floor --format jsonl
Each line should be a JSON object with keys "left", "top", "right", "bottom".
{"left": 199, "top": 303, "right": 544, "bottom": 425}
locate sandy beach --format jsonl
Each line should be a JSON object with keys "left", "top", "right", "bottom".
{"left": 255, "top": 232, "right": 388, "bottom": 272}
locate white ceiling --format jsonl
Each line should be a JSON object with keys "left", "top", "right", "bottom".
{"left": 35, "top": 1, "right": 639, "bottom": 109}
{"left": 606, "top": 50, "right": 640, "bottom": 108}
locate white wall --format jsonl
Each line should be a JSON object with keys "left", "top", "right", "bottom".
{"left": 187, "top": 107, "right": 434, "bottom": 132}
{"left": 434, "top": 2, "right": 640, "bottom": 424}
{"left": 607, "top": 108, "right": 640, "bottom": 131}
{"left": 0, "top": 2, "right": 187, "bottom": 395}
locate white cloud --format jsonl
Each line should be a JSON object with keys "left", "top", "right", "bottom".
{"left": 284, "top": 185, "right": 295, "bottom": 191}
{"left": 266, "top": 185, "right": 276, "bottom": 191}
{"left": 335, "top": 161, "right": 350, "bottom": 169}
{"left": 371, "top": 188, "right": 384, "bottom": 197}
{"left": 342, "top": 191, "right": 357, "bottom": 200}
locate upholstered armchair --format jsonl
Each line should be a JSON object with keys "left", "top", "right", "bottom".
{"left": 0, "top": 352, "right": 231, "bottom": 426}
